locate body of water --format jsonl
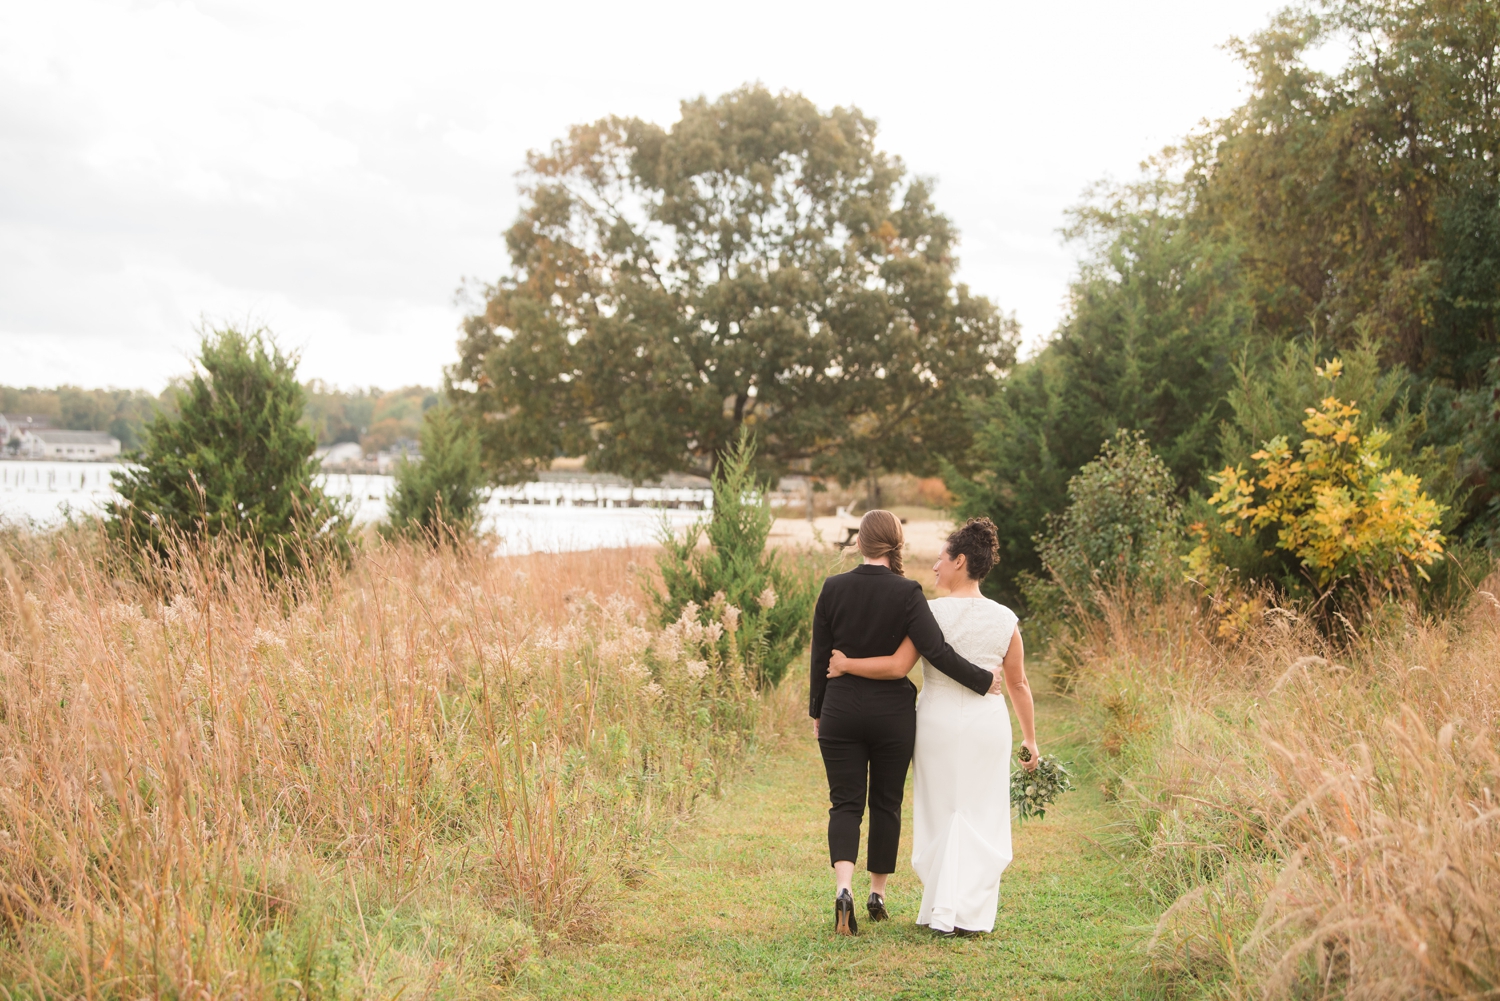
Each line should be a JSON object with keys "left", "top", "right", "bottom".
{"left": 0, "top": 462, "right": 708, "bottom": 554}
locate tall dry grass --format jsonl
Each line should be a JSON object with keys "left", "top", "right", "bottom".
{"left": 1065, "top": 574, "right": 1500, "bottom": 999}
{"left": 0, "top": 526, "right": 791, "bottom": 998}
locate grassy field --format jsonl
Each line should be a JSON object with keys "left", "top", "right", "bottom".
{"left": 1063, "top": 579, "right": 1500, "bottom": 999}
{"left": 0, "top": 532, "right": 774, "bottom": 998}
{"left": 0, "top": 521, "right": 1176, "bottom": 1000}
{"left": 9, "top": 517, "right": 1492, "bottom": 998}
{"left": 509, "top": 689, "right": 1166, "bottom": 1000}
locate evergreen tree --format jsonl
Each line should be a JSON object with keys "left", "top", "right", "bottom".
{"left": 383, "top": 406, "right": 488, "bottom": 542}
{"left": 651, "top": 430, "right": 816, "bottom": 687}
{"left": 947, "top": 175, "right": 1253, "bottom": 604}
{"left": 107, "top": 326, "right": 350, "bottom": 572}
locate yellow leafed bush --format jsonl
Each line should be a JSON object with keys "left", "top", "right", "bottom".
{"left": 1201, "top": 359, "right": 1445, "bottom": 590}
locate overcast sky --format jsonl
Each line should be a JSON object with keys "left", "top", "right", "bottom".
{"left": 1, "top": 0, "right": 1288, "bottom": 393}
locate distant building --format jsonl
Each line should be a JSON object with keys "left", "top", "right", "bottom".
{"left": 1, "top": 414, "right": 52, "bottom": 433}
{"left": 316, "top": 442, "right": 366, "bottom": 468}
{"left": 19, "top": 430, "right": 122, "bottom": 461}
{"left": 376, "top": 438, "right": 420, "bottom": 473}
{"left": 1, "top": 414, "right": 52, "bottom": 454}
{"left": 314, "top": 439, "right": 423, "bottom": 474}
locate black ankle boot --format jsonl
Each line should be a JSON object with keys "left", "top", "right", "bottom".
{"left": 834, "top": 888, "right": 858, "bottom": 936}
{"left": 867, "top": 892, "right": 888, "bottom": 922}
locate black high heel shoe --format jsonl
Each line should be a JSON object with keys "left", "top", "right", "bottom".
{"left": 834, "top": 888, "right": 858, "bottom": 936}
{"left": 867, "top": 892, "right": 888, "bottom": 922}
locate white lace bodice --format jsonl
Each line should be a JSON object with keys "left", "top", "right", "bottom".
{"left": 918, "top": 597, "right": 1018, "bottom": 696}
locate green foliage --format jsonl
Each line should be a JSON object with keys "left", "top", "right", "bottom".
{"left": 946, "top": 174, "right": 1252, "bottom": 603}
{"left": 1432, "top": 176, "right": 1500, "bottom": 386}
{"left": 1024, "top": 431, "right": 1183, "bottom": 623}
{"left": 1217, "top": 339, "right": 1431, "bottom": 477}
{"left": 302, "top": 380, "right": 378, "bottom": 446}
{"left": 1196, "top": 0, "right": 1500, "bottom": 376}
{"left": 1425, "top": 356, "right": 1500, "bottom": 547}
{"left": 383, "top": 407, "right": 488, "bottom": 542}
{"left": 107, "top": 325, "right": 351, "bottom": 573}
{"left": 302, "top": 382, "right": 438, "bottom": 451}
{"left": 1183, "top": 0, "right": 1500, "bottom": 549}
{"left": 954, "top": 0, "right": 1500, "bottom": 602}
{"left": 651, "top": 430, "right": 815, "bottom": 687}
{"left": 1192, "top": 339, "right": 1459, "bottom": 597}
{"left": 451, "top": 85, "right": 1016, "bottom": 486}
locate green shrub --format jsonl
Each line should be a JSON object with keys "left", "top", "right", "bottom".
{"left": 651, "top": 430, "right": 816, "bottom": 688}
{"left": 107, "top": 325, "right": 351, "bottom": 574}
{"left": 383, "top": 406, "right": 488, "bottom": 543}
{"left": 1431, "top": 355, "right": 1500, "bottom": 550}
{"left": 1026, "top": 430, "right": 1183, "bottom": 614}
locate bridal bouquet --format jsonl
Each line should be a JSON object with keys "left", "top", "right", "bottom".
{"left": 1011, "top": 746, "right": 1072, "bottom": 821}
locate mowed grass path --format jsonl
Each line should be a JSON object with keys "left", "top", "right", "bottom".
{"left": 509, "top": 693, "right": 1167, "bottom": 1000}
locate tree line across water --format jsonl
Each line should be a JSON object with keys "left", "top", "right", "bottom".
{"left": 0, "top": 382, "right": 438, "bottom": 454}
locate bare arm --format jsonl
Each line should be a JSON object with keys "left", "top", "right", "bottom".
{"left": 1003, "top": 626, "right": 1039, "bottom": 771}
{"left": 827, "top": 636, "right": 919, "bottom": 680}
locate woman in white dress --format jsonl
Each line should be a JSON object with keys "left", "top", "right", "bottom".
{"left": 827, "top": 517, "right": 1038, "bottom": 935}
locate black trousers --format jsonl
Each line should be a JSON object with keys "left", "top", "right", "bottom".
{"left": 816, "top": 677, "right": 917, "bottom": 874}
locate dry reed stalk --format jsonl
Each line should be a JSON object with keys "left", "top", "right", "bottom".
{"left": 0, "top": 526, "right": 771, "bottom": 998}
{"left": 1069, "top": 572, "right": 1500, "bottom": 999}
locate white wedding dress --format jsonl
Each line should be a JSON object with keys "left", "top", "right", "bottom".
{"left": 911, "top": 596, "right": 1018, "bottom": 934}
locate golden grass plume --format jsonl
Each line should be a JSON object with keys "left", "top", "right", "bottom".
{"left": 1068, "top": 573, "right": 1500, "bottom": 999}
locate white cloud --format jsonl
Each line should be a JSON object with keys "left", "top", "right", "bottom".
{"left": 1, "top": 0, "right": 1286, "bottom": 391}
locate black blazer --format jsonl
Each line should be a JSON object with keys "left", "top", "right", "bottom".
{"left": 808, "top": 564, "right": 995, "bottom": 718}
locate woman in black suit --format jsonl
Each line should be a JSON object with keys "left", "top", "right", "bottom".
{"left": 810, "top": 509, "right": 1002, "bottom": 935}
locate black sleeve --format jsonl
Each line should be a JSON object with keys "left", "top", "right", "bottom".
{"left": 809, "top": 581, "right": 833, "bottom": 718}
{"left": 904, "top": 586, "right": 994, "bottom": 696}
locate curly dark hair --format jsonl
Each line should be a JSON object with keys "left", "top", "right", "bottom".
{"left": 945, "top": 517, "right": 1000, "bottom": 581}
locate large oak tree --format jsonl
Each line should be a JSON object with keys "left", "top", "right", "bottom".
{"left": 450, "top": 86, "right": 1016, "bottom": 483}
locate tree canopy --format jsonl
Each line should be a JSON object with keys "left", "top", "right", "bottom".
{"left": 1197, "top": 0, "right": 1500, "bottom": 382}
{"left": 954, "top": 0, "right": 1500, "bottom": 602}
{"left": 451, "top": 85, "right": 1016, "bottom": 484}
{"left": 949, "top": 174, "right": 1254, "bottom": 599}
